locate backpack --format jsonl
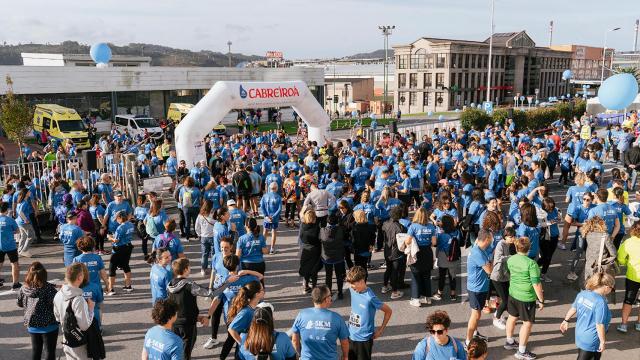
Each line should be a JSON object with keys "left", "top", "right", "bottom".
{"left": 425, "top": 335, "right": 458, "bottom": 356}
{"left": 156, "top": 233, "right": 174, "bottom": 251}
{"left": 182, "top": 189, "right": 193, "bottom": 208}
{"left": 62, "top": 297, "right": 87, "bottom": 348}
{"left": 145, "top": 216, "right": 162, "bottom": 237}
{"left": 447, "top": 232, "right": 462, "bottom": 262}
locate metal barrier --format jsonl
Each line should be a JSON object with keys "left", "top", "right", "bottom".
{"left": 596, "top": 113, "right": 627, "bottom": 126}
{"left": 0, "top": 155, "right": 136, "bottom": 212}
{"left": 362, "top": 119, "right": 461, "bottom": 143}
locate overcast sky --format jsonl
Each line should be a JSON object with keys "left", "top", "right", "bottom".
{"left": 2, "top": 0, "right": 638, "bottom": 59}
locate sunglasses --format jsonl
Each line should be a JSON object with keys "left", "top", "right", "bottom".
{"left": 429, "top": 329, "right": 446, "bottom": 335}
{"left": 583, "top": 198, "right": 591, "bottom": 201}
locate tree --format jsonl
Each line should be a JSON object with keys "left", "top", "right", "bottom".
{"left": 0, "top": 75, "right": 34, "bottom": 160}
{"left": 616, "top": 67, "right": 640, "bottom": 85}
{"left": 460, "top": 108, "right": 491, "bottom": 131}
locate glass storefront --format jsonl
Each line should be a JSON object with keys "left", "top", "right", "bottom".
{"left": 26, "top": 92, "right": 112, "bottom": 121}
{"left": 165, "top": 89, "right": 200, "bottom": 107}
{"left": 116, "top": 91, "right": 150, "bottom": 116}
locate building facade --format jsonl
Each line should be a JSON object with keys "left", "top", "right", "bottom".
{"left": 393, "top": 31, "right": 572, "bottom": 113}
{"left": 0, "top": 66, "right": 324, "bottom": 121}
{"left": 549, "top": 45, "right": 613, "bottom": 84}
{"left": 613, "top": 51, "right": 640, "bottom": 70}
{"left": 21, "top": 53, "right": 152, "bottom": 67}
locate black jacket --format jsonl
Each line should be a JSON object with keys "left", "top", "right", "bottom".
{"left": 382, "top": 219, "right": 406, "bottom": 261}
{"left": 352, "top": 223, "right": 376, "bottom": 255}
{"left": 17, "top": 282, "right": 58, "bottom": 329}
{"left": 624, "top": 145, "right": 640, "bottom": 168}
{"left": 320, "top": 224, "right": 346, "bottom": 263}
{"left": 167, "top": 277, "right": 212, "bottom": 326}
{"left": 300, "top": 222, "right": 321, "bottom": 249}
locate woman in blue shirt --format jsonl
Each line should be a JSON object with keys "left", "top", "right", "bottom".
{"left": 149, "top": 248, "right": 173, "bottom": 304}
{"left": 516, "top": 203, "right": 540, "bottom": 259}
{"left": 560, "top": 272, "right": 614, "bottom": 360}
{"left": 89, "top": 194, "right": 107, "bottom": 255}
{"left": 240, "top": 305, "right": 297, "bottom": 360}
{"left": 539, "top": 197, "right": 560, "bottom": 283}
{"left": 433, "top": 215, "right": 462, "bottom": 302}
{"left": 222, "top": 280, "right": 265, "bottom": 360}
{"left": 106, "top": 211, "right": 134, "bottom": 296}
{"left": 236, "top": 218, "right": 268, "bottom": 276}
{"left": 213, "top": 207, "right": 231, "bottom": 254}
{"left": 179, "top": 176, "right": 202, "bottom": 241}
{"left": 405, "top": 208, "right": 437, "bottom": 307}
{"left": 353, "top": 192, "right": 376, "bottom": 225}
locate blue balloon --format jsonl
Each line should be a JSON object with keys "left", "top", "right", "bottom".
{"left": 562, "top": 69, "right": 573, "bottom": 80}
{"left": 598, "top": 73, "right": 639, "bottom": 110}
{"left": 90, "top": 43, "right": 112, "bottom": 64}
{"left": 438, "top": 115, "right": 445, "bottom": 121}
{"left": 470, "top": 103, "right": 476, "bottom": 108}
{"left": 427, "top": 111, "right": 433, "bottom": 116}
{"left": 455, "top": 108, "right": 460, "bottom": 112}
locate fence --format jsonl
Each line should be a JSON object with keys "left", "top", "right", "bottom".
{"left": 362, "top": 118, "right": 461, "bottom": 144}
{"left": 596, "top": 113, "right": 627, "bottom": 126}
{"left": 0, "top": 154, "right": 139, "bottom": 212}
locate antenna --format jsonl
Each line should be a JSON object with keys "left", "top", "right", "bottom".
{"left": 634, "top": 19, "right": 639, "bottom": 52}
{"left": 549, "top": 20, "right": 554, "bottom": 47}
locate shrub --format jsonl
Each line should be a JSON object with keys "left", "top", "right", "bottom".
{"left": 492, "top": 108, "right": 509, "bottom": 127}
{"left": 460, "top": 108, "right": 492, "bottom": 131}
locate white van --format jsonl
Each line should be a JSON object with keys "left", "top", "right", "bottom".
{"left": 113, "top": 115, "right": 164, "bottom": 140}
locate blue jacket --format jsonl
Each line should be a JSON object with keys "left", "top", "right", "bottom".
{"left": 260, "top": 191, "right": 282, "bottom": 221}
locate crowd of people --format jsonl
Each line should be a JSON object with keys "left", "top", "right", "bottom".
{"left": 1, "top": 110, "right": 640, "bottom": 360}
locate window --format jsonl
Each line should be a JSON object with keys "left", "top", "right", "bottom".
{"left": 423, "top": 92, "right": 430, "bottom": 106}
{"left": 465, "top": 54, "right": 470, "bottom": 68}
{"left": 457, "top": 54, "right": 463, "bottom": 68}
{"left": 398, "top": 55, "right": 409, "bottom": 69}
{"left": 409, "top": 73, "right": 418, "bottom": 88}
{"left": 424, "top": 73, "right": 432, "bottom": 87}
{"left": 42, "top": 117, "right": 51, "bottom": 130}
{"left": 426, "top": 55, "right": 434, "bottom": 69}
{"left": 452, "top": 54, "right": 457, "bottom": 68}
{"left": 409, "top": 92, "right": 417, "bottom": 105}
{"left": 411, "top": 49, "right": 426, "bottom": 69}
{"left": 398, "top": 92, "right": 406, "bottom": 104}
{"left": 436, "top": 54, "right": 446, "bottom": 68}
{"left": 398, "top": 73, "right": 407, "bottom": 88}
{"left": 470, "top": 54, "right": 476, "bottom": 68}
{"left": 436, "top": 73, "right": 445, "bottom": 88}
{"left": 435, "top": 92, "right": 445, "bottom": 106}
{"left": 115, "top": 117, "right": 127, "bottom": 126}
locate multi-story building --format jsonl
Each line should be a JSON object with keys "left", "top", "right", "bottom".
{"left": 550, "top": 45, "right": 613, "bottom": 84}
{"left": 613, "top": 51, "right": 640, "bottom": 71}
{"left": 393, "top": 31, "right": 572, "bottom": 113}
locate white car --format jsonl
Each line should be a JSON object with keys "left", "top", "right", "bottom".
{"left": 113, "top": 115, "right": 164, "bottom": 140}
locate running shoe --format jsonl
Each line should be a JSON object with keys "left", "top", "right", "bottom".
{"left": 123, "top": 285, "right": 134, "bottom": 293}
{"left": 617, "top": 324, "right": 628, "bottom": 333}
{"left": 450, "top": 294, "right": 458, "bottom": 301}
{"left": 566, "top": 272, "right": 578, "bottom": 281}
{"left": 390, "top": 291, "right": 404, "bottom": 300}
{"left": 409, "top": 298, "right": 422, "bottom": 307}
{"left": 106, "top": 289, "right": 116, "bottom": 296}
{"left": 12, "top": 282, "right": 22, "bottom": 291}
{"left": 503, "top": 339, "right": 519, "bottom": 350}
{"left": 381, "top": 285, "right": 391, "bottom": 294}
{"left": 420, "top": 296, "right": 432, "bottom": 305}
{"left": 473, "top": 332, "right": 488, "bottom": 341}
{"left": 431, "top": 293, "right": 443, "bottom": 301}
{"left": 379, "top": 263, "right": 387, "bottom": 269}
{"left": 0, "top": 278, "right": 4, "bottom": 287}
{"left": 202, "top": 338, "right": 219, "bottom": 349}
{"left": 540, "top": 274, "right": 553, "bottom": 283}
{"left": 515, "top": 350, "right": 537, "bottom": 360}
{"left": 493, "top": 317, "right": 506, "bottom": 330}
{"left": 200, "top": 270, "right": 206, "bottom": 278}
{"left": 269, "top": 248, "right": 277, "bottom": 255}
{"left": 557, "top": 243, "right": 566, "bottom": 250}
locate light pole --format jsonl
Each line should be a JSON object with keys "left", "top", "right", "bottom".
{"left": 486, "top": 0, "right": 495, "bottom": 103}
{"left": 379, "top": 25, "right": 395, "bottom": 119}
{"left": 601, "top": 27, "right": 621, "bottom": 83}
{"left": 227, "top": 41, "right": 232, "bottom": 67}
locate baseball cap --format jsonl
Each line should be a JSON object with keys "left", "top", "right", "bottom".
{"left": 256, "top": 302, "right": 274, "bottom": 313}
{"left": 63, "top": 193, "right": 73, "bottom": 203}
{"left": 66, "top": 211, "right": 77, "bottom": 220}
{"left": 227, "top": 199, "right": 236, "bottom": 206}
{"left": 114, "top": 190, "right": 123, "bottom": 197}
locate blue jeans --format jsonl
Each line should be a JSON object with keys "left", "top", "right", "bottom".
{"left": 410, "top": 267, "right": 432, "bottom": 299}
{"left": 200, "top": 236, "right": 213, "bottom": 270}
{"left": 183, "top": 207, "right": 199, "bottom": 238}
{"left": 570, "top": 234, "right": 586, "bottom": 273}
{"left": 630, "top": 169, "right": 638, "bottom": 191}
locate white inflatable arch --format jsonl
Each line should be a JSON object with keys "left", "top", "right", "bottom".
{"left": 174, "top": 81, "right": 330, "bottom": 166}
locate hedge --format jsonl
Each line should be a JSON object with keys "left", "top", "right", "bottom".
{"left": 460, "top": 100, "right": 586, "bottom": 131}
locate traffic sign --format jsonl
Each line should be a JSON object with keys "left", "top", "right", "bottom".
{"left": 483, "top": 101, "right": 493, "bottom": 115}
{"left": 535, "top": 88, "right": 539, "bottom": 95}
{"left": 519, "top": 96, "right": 525, "bottom": 101}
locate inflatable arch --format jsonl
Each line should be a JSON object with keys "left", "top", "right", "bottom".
{"left": 174, "top": 81, "right": 330, "bottom": 166}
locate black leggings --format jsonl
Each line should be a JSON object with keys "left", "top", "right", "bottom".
{"left": 93, "top": 219, "right": 105, "bottom": 251}
{"left": 492, "top": 280, "right": 509, "bottom": 319}
{"left": 537, "top": 236, "right": 559, "bottom": 274}
{"left": 437, "top": 267, "right": 456, "bottom": 293}
{"left": 384, "top": 257, "right": 406, "bottom": 291}
{"left": 324, "top": 262, "right": 346, "bottom": 294}
{"left": 624, "top": 278, "right": 640, "bottom": 305}
{"left": 577, "top": 349, "right": 601, "bottom": 360}
{"left": 210, "top": 301, "right": 223, "bottom": 339}
{"left": 109, "top": 244, "right": 133, "bottom": 276}
{"left": 344, "top": 246, "right": 354, "bottom": 269}
{"left": 354, "top": 254, "right": 369, "bottom": 281}
{"left": 29, "top": 330, "right": 58, "bottom": 360}
{"left": 220, "top": 331, "right": 238, "bottom": 360}
{"left": 285, "top": 202, "right": 296, "bottom": 221}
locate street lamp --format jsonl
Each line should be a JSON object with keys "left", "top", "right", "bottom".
{"left": 227, "top": 41, "right": 233, "bottom": 67}
{"left": 601, "top": 27, "right": 621, "bottom": 82}
{"left": 378, "top": 25, "right": 395, "bottom": 120}
{"left": 486, "top": 0, "right": 495, "bottom": 103}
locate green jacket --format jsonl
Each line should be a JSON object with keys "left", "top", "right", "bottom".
{"left": 617, "top": 236, "right": 640, "bottom": 283}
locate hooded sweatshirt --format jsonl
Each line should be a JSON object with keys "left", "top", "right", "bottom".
{"left": 167, "top": 278, "right": 227, "bottom": 326}
{"left": 17, "top": 282, "right": 59, "bottom": 330}
{"left": 53, "top": 285, "right": 94, "bottom": 338}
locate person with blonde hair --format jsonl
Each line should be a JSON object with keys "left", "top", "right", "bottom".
{"left": 579, "top": 216, "right": 616, "bottom": 283}
{"left": 616, "top": 220, "right": 640, "bottom": 333}
{"left": 503, "top": 237, "right": 544, "bottom": 360}
{"left": 560, "top": 272, "right": 614, "bottom": 360}
{"left": 405, "top": 207, "right": 437, "bottom": 307}
{"left": 351, "top": 209, "right": 376, "bottom": 280}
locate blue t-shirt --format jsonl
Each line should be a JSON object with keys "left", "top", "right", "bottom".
{"left": 237, "top": 233, "right": 266, "bottom": 263}
{"left": 15, "top": 201, "right": 33, "bottom": 226}
{"left": 212, "top": 252, "right": 230, "bottom": 289}
{"left": 573, "top": 290, "right": 611, "bottom": 352}
{"left": 547, "top": 208, "right": 560, "bottom": 237}
{"left": 229, "top": 306, "right": 255, "bottom": 333}
{"left": 143, "top": 325, "right": 184, "bottom": 360}
{"left": 0, "top": 214, "right": 18, "bottom": 251}
{"left": 82, "top": 281, "right": 103, "bottom": 327}
{"left": 72, "top": 253, "right": 104, "bottom": 285}
{"left": 213, "top": 221, "right": 230, "bottom": 254}
{"left": 516, "top": 224, "right": 540, "bottom": 259}
{"left": 467, "top": 244, "right": 490, "bottom": 293}
{"left": 587, "top": 203, "right": 618, "bottom": 235}
{"left": 59, "top": 223, "right": 84, "bottom": 266}
{"left": 407, "top": 223, "right": 437, "bottom": 247}
{"left": 134, "top": 206, "right": 149, "bottom": 221}
{"left": 153, "top": 233, "right": 184, "bottom": 261}
{"left": 609, "top": 201, "right": 631, "bottom": 235}
{"left": 229, "top": 208, "right": 248, "bottom": 237}
{"left": 239, "top": 331, "right": 297, "bottom": 360}
{"left": 291, "top": 308, "right": 349, "bottom": 360}
{"left": 89, "top": 204, "right": 106, "bottom": 220}
{"left": 221, "top": 275, "right": 260, "bottom": 318}
{"left": 104, "top": 201, "right": 132, "bottom": 233}
{"left": 348, "top": 287, "right": 383, "bottom": 341}
{"left": 150, "top": 264, "right": 173, "bottom": 304}
{"left": 113, "top": 221, "right": 134, "bottom": 248}
{"left": 436, "top": 230, "right": 461, "bottom": 254}
{"left": 412, "top": 336, "right": 467, "bottom": 360}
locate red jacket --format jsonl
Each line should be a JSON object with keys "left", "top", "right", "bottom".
{"left": 76, "top": 209, "right": 95, "bottom": 234}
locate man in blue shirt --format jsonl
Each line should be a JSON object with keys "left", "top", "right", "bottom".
{"left": 465, "top": 229, "right": 493, "bottom": 346}
{"left": 259, "top": 182, "right": 282, "bottom": 254}
{"left": 60, "top": 211, "right": 85, "bottom": 267}
{"left": 0, "top": 202, "right": 20, "bottom": 290}
{"left": 103, "top": 191, "right": 133, "bottom": 234}
{"left": 142, "top": 299, "right": 184, "bottom": 360}
{"left": 291, "top": 285, "right": 349, "bottom": 360}
{"left": 346, "top": 266, "right": 392, "bottom": 360}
